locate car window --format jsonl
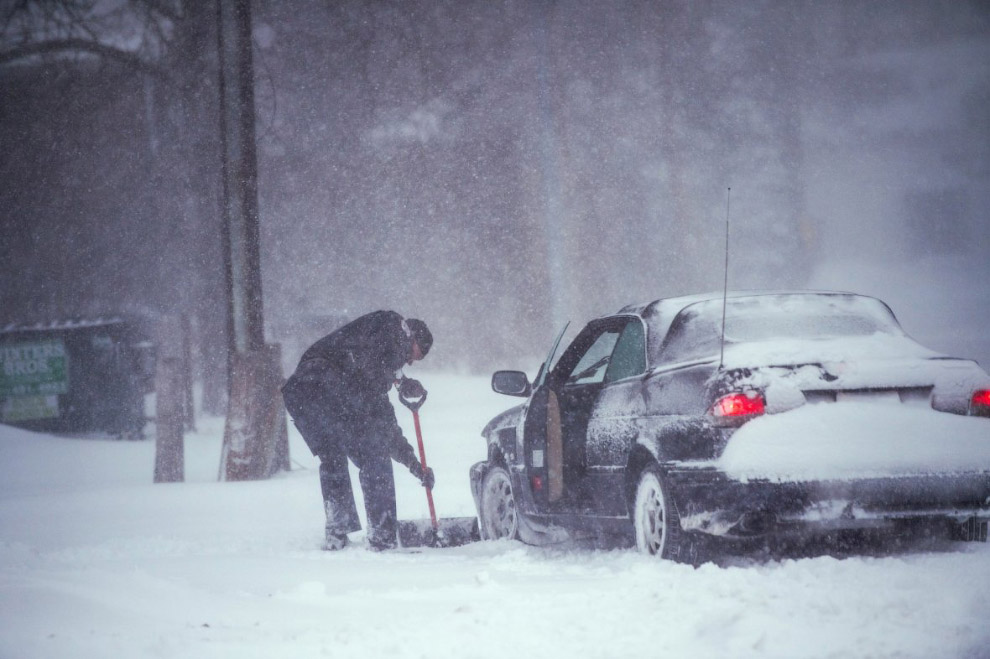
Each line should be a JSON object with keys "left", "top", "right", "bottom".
{"left": 656, "top": 294, "right": 905, "bottom": 365}
{"left": 604, "top": 320, "right": 646, "bottom": 382}
{"left": 565, "top": 329, "right": 621, "bottom": 385}
{"left": 534, "top": 322, "right": 571, "bottom": 389}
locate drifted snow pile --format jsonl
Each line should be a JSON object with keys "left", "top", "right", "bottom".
{"left": 1, "top": 373, "right": 988, "bottom": 659}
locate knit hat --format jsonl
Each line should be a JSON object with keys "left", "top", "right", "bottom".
{"left": 406, "top": 318, "right": 432, "bottom": 356}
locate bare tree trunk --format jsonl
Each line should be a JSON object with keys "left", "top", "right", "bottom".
{"left": 180, "top": 314, "right": 196, "bottom": 431}
{"left": 154, "top": 356, "right": 185, "bottom": 483}
{"left": 214, "top": 0, "right": 288, "bottom": 480}
{"left": 219, "top": 344, "right": 288, "bottom": 480}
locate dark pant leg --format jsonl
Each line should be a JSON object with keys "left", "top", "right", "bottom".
{"left": 282, "top": 376, "right": 361, "bottom": 536}
{"left": 345, "top": 430, "right": 398, "bottom": 549}
{"left": 318, "top": 452, "right": 362, "bottom": 536}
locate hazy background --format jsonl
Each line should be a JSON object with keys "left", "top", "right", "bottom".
{"left": 2, "top": 0, "right": 988, "bottom": 406}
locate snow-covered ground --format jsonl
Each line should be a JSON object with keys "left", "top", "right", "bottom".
{"left": 2, "top": 372, "right": 989, "bottom": 659}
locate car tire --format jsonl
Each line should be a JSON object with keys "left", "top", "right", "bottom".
{"left": 479, "top": 465, "right": 519, "bottom": 541}
{"left": 633, "top": 464, "right": 684, "bottom": 560}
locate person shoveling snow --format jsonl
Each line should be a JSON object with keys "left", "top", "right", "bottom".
{"left": 281, "top": 310, "right": 436, "bottom": 551}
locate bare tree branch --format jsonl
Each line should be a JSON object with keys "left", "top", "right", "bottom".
{"left": 136, "top": 0, "right": 182, "bottom": 23}
{"left": 0, "top": 37, "right": 168, "bottom": 80}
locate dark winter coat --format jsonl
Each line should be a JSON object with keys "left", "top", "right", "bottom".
{"left": 282, "top": 310, "right": 418, "bottom": 467}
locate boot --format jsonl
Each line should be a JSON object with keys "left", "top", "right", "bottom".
{"left": 324, "top": 532, "right": 350, "bottom": 551}
{"left": 323, "top": 499, "right": 357, "bottom": 550}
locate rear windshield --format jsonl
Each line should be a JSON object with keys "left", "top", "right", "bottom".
{"left": 656, "top": 294, "right": 902, "bottom": 365}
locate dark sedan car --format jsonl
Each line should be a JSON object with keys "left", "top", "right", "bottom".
{"left": 470, "top": 291, "right": 990, "bottom": 561}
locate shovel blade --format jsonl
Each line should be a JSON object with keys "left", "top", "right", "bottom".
{"left": 397, "top": 516, "right": 480, "bottom": 548}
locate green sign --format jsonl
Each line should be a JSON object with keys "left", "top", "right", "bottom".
{"left": 0, "top": 338, "right": 69, "bottom": 397}
{"left": 2, "top": 395, "right": 60, "bottom": 422}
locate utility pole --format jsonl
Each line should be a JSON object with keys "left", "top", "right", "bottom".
{"left": 218, "top": 0, "right": 264, "bottom": 356}
{"left": 216, "top": 0, "right": 289, "bottom": 480}
{"left": 534, "top": 8, "right": 568, "bottom": 335}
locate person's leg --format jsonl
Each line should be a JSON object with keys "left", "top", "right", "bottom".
{"left": 283, "top": 378, "right": 360, "bottom": 547}
{"left": 318, "top": 451, "right": 362, "bottom": 546}
{"left": 346, "top": 431, "right": 398, "bottom": 550}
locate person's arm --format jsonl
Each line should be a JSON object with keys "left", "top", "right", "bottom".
{"left": 367, "top": 392, "right": 434, "bottom": 487}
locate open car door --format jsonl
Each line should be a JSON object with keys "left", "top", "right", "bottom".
{"left": 518, "top": 323, "right": 569, "bottom": 515}
{"left": 524, "top": 317, "right": 648, "bottom": 516}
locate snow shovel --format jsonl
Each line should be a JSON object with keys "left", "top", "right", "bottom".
{"left": 396, "top": 389, "right": 480, "bottom": 548}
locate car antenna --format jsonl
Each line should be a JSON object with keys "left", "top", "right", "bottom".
{"left": 719, "top": 187, "right": 731, "bottom": 370}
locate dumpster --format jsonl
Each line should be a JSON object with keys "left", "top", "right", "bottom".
{"left": 0, "top": 319, "right": 155, "bottom": 437}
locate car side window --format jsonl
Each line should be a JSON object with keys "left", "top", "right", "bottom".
{"left": 604, "top": 320, "right": 646, "bottom": 382}
{"left": 565, "top": 329, "right": 621, "bottom": 385}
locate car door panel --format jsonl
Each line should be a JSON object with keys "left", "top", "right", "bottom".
{"left": 518, "top": 323, "right": 571, "bottom": 515}
{"left": 583, "top": 377, "right": 646, "bottom": 516}
{"left": 520, "top": 380, "right": 551, "bottom": 513}
{"left": 552, "top": 319, "right": 648, "bottom": 518}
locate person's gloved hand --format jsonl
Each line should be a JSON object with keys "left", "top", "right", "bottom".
{"left": 409, "top": 461, "right": 436, "bottom": 489}
{"left": 399, "top": 377, "right": 427, "bottom": 400}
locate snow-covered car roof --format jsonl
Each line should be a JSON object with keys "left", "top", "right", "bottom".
{"left": 617, "top": 290, "right": 921, "bottom": 367}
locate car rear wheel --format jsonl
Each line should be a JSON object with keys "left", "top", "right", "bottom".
{"left": 633, "top": 465, "right": 683, "bottom": 559}
{"left": 479, "top": 465, "right": 519, "bottom": 540}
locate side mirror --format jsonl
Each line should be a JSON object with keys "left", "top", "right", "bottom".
{"left": 492, "top": 370, "right": 531, "bottom": 397}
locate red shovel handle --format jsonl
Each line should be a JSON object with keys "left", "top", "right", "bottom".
{"left": 411, "top": 409, "right": 438, "bottom": 530}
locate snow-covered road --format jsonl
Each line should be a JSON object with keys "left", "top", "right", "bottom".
{"left": 1, "top": 373, "right": 988, "bottom": 658}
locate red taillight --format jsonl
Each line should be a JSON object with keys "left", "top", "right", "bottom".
{"left": 711, "top": 391, "right": 765, "bottom": 425}
{"left": 972, "top": 389, "right": 990, "bottom": 417}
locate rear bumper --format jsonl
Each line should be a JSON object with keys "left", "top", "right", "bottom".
{"left": 667, "top": 466, "right": 990, "bottom": 540}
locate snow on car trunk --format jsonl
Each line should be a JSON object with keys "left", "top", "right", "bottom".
{"left": 717, "top": 400, "right": 990, "bottom": 482}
